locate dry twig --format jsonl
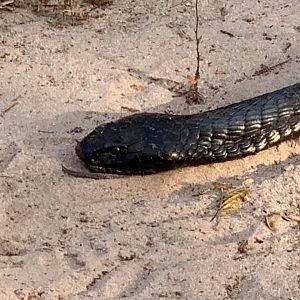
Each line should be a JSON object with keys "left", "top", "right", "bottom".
{"left": 186, "top": 0, "right": 203, "bottom": 104}
{"left": 252, "top": 59, "right": 290, "bottom": 77}
{"left": 0, "top": 96, "right": 20, "bottom": 117}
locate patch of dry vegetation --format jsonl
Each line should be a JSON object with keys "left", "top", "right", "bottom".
{"left": 1, "top": 0, "right": 113, "bottom": 24}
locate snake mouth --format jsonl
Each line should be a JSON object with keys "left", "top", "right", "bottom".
{"left": 86, "top": 164, "right": 123, "bottom": 174}
{"left": 75, "top": 140, "right": 124, "bottom": 174}
{"left": 85, "top": 164, "right": 157, "bottom": 175}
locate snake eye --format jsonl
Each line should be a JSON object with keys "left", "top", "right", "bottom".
{"left": 108, "top": 146, "right": 127, "bottom": 156}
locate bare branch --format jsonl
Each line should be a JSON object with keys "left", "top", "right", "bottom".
{"left": 194, "top": 0, "right": 201, "bottom": 82}
{"left": 186, "top": 0, "right": 203, "bottom": 104}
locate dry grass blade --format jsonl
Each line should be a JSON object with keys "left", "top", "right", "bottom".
{"left": 193, "top": 182, "right": 236, "bottom": 197}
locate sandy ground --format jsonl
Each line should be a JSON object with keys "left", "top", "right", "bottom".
{"left": 0, "top": 1, "right": 300, "bottom": 299}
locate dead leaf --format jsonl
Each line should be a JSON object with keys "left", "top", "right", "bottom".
{"left": 186, "top": 74, "right": 199, "bottom": 86}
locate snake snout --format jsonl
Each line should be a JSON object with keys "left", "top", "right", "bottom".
{"left": 75, "top": 140, "right": 85, "bottom": 161}
{"left": 75, "top": 139, "right": 95, "bottom": 164}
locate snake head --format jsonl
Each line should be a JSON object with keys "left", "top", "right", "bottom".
{"left": 75, "top": 113, "right": 185, "bottom": 175}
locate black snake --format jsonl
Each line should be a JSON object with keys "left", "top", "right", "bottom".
{"left": 75, "top": 83, "right": 300, "bottom": 175}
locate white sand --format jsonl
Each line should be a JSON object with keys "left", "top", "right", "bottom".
{"left": 0, "top": 1, "right": 299, "bottom": 299}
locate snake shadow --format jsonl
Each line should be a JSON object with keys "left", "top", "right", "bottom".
{"left": 21, "top": 95, "right": 201, "bottom": 169}
{"left": 167, "top": 154, "right": 299, "bottom": 209}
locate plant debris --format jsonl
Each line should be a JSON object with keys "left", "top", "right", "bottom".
{"left": 0, "top": 0, "right": 14, "bottom": 11}
{"left": 220, "top": 29, "right": 235, "bottom": 37}
{"left": 293, "top": 26, "right": 300, "bottom": 32}
{"left": 212, "top": 182, "right": 236, "bottom": 190}
{"left": 36, "top": 0, "right": 98, "bottom": 24}
{"left": 265, "top": 213, "right": 284, "bottom": 231}
{"left": 282, "top": 213, "right": 300, "bottom": 223}
{"left": 121, "top": 106, "right": 140, "bottom": 113}
{"left": 193, "top": 181, "right": 250, "bottom": 224}
{"left": 192, "top": 188, "right": 211, "bottom": 197}
{"left": 283, "top": 42, "right": 292, "bottom": 53}
{"left": 62, "top": 8, "right": 89, "bottom": 21}
{"left": 211, "top": 186, "right": 251, "bottom": 223}
{"left": 84, "top": 0, "right": 113, "bottom": 7}
{"left": 237, "top": 239, "right": 249, "bottom": 254}
{"left": 0, "top": 96, "right": 20, "bottom": 117}
{"left": 252, "top": 59, "right": 290, "bottom": 76}
{"left": 265, "top": 212, "right": 300, "bottom": 231}
{"left": 186, "top": 0, "right": 204, "bottom": 105}
{"left": 127, "top": 67, "right": 184, "bottom": 93}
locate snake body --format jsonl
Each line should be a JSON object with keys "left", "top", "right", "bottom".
{"left": 76, "top": 83, "right": 300, "bottom": 175}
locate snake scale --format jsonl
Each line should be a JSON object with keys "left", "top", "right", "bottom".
{"left": 75, "top": 83, "right": 300, "bottom": 175}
